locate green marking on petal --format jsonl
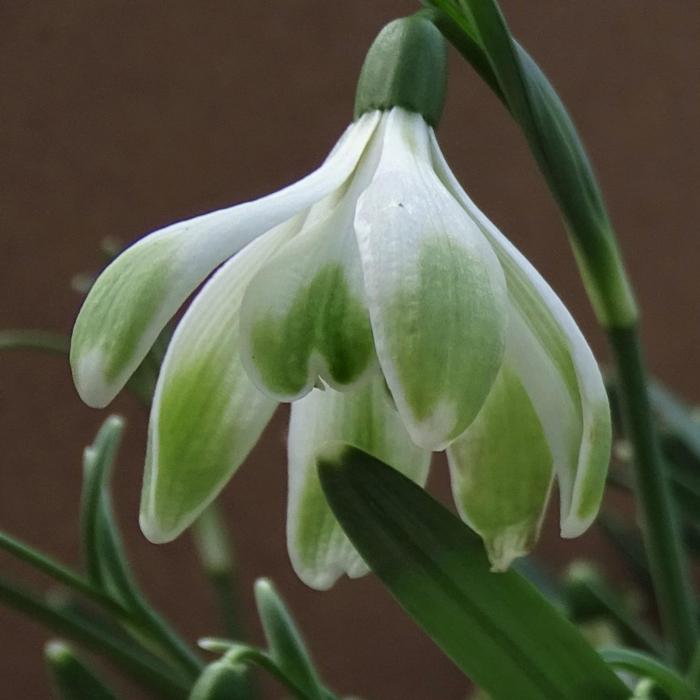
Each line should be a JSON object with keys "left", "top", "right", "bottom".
{"left": 448, "top": 365, "right": 553, "bottom": 570}
{"left": 574, "top": 399, "right": 612, "bottom": 521}
{"left": 294, "top": 384, "right": 390, "bottom": 570}
{"left": 249, "top": 263, "right": 374, "bottom": 397}
{"left": 288, "top": 378, "right": 430, "bottom": 588}
{"left": 150, "top": 351, "right": 235, "bottom": 532}
{"left": 386, "top": 238, "right": 505, "bottom": 436}
{"left": 71, "top": 236, "right": 176, "bottom": 383}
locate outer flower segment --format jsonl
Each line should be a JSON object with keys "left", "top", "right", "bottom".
{"left": 70, "top": 15, "right": 611, "bottom": 587}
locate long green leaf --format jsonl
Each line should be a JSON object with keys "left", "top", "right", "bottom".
{"left": 254, "top": 579, "right": 325, "bottom": 700}
{"left": 318, "top": 446, "right": 629, "bottom": 700}
{"left": 80, "top": 416, "right": 126, "bottom": 591}
{"left": 0, "top": 577, "right": 189, "bottom": 699}
{"left": 424, "top": 0, "right": 636, "bottom": 328}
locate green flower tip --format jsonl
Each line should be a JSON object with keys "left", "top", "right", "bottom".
{"left": 354, "top": 15, "right": 447, "bottom": 127}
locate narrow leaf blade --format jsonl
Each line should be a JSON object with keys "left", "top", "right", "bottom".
{"left": 254, "top": 579, "right": 325, "bottom": 700}
{"left": 318, "top": 446, "right": 629, "bottom": 700}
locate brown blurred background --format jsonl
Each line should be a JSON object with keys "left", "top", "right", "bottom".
{"left": 1, "top": 2, "right": 699, "bottom": 698}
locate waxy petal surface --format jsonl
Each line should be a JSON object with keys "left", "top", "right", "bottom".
{"left": 240, "top": 118, "right": 387, "bottom": 401}
{"left": 447, "top": 364, "right": 554, "bottom": 571}
{"left": 71, "top": 112, "right": 381, "bottom": 408}
{"left": 287, "top": 378, "right": 430, "bottom": 589}
{"left": 431, "top": 134, "right": 611, "bottom": 536}
{"left": 355, "top": 109, "right": 507, "bottom": 450}
{"left": 140, "top": 221, "right": 298, "bottom": 543}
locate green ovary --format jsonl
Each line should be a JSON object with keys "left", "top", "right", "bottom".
{"left": 250, "top": 263, "right": 374, "bottom": 396}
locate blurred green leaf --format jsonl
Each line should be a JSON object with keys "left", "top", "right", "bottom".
{"left": 0, "top": 577, "right": 189, "bottom": 699}
{"left": 601, "top": 647, "right": 700, "bottom": 700}
{"left": 199, "top": 639, "right": 330, "bottom": 700}
{"left": 424, "top": 0, "right": 636, "bottom": 327}
{"left": 562, "top": 562, "right": 662, "bottom": 656}
{"left": 318, "top": 445, "right": 629, "bottom": 700}
{"left": 0, "top": 329, "right": 69, "bottom": 354}
{"left": 254, "top": 578, "right": 326, "bottom": 700}
{"left": 80, "top": 416, "right": 132, "bottom": 602}
{"left": 189, "top": 659, "right": 249, "bottom": 700}
{"left": 649, "top": 381, "right": 700, "bottom": 460}
{"left": 45, "top": 640, "right": 120, "bottom": 700}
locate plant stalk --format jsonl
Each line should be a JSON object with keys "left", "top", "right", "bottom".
{"left": 608, "top": 326, "right": 698, "bottom": 668}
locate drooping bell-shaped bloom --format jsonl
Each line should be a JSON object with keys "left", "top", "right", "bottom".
{"left": 70, "top": 15, "right": 611, "bottom": 587}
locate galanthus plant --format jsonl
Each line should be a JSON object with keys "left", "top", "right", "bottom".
{"left": 2, "top": 3, "right": 699, "bottom": 700}
{"left": 71, "top": 16, "right": 609, "bottom": 584}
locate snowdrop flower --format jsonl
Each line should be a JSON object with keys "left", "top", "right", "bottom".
{"left": 70, "top": 16, "right": 610, "bottom": 587}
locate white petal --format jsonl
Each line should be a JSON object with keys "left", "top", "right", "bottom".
{"left": 71, "top": 111, "right": 381, "bottom": 408}
{"left": 287, "top": 378, "right": 431, "bottom": 590}
{"left": 431, "top": 134, "right": 611, "bottom": 536}
{"left": 139, "top": 219, "right": 297, "bottom": 543}
{"left": 239, "top": 114, "right": 388, "bottom": 401}
{"left": 447, "top": 364, "right": 554, "bottom": 571}
{"left": 354, "top": 109, "right": 507, "bottom": 450}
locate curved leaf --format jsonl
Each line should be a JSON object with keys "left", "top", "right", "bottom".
{"left": 318, "top": 446, "right": 629, "bottom": 700}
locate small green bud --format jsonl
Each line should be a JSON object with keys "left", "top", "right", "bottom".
{"left": 354, "top": 15, "right": 447, "bottom": 127}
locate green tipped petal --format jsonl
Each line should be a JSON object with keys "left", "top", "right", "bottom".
{"left": 447, "top": 365, "right": 554, "bottom": 571}
{"left": 70, "top": 111, "right": 381, "bottom": 408}
{"left": 287, "top": 378, "right": 430, "bottom": 590}
{"left": 139, "top": 222, "right": 296, "bottom": 543}
{"left": 239, "top": 216, "right": 374, "bottom": 402}
{"left": 240, "top": 114, "right": 386, "bottom": 402}
{"left": 355, "top": 109, "right": 507, "bottom": 450}
{"left": 431, "top": 133, "right": 611, "bottom": 536}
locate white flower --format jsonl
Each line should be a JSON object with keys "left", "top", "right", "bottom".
{"left": 70, "top": 17, "right": 611, "bottom": 588}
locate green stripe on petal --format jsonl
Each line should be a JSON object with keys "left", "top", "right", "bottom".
{"left": 139, "top": 221, "right": 297, "bottom": 543}
{"left": 355, "top": 110, "right": 507, "bottom": 450}
{"left": 430, "top": 133, "right": 611, "bottom": 536}
{"left": 240, "top": 115, "right": 387, "bottom": 402}
{"left": 288, "top": 378, "right": 430, "bottom": 590}
{"left": 70, "top": 111, "right": 381, "bottom": 408}
{"left": 447, "top": 364, "right": 554, "bottom": 571}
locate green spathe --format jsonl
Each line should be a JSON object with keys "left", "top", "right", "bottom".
{"left": 354, "top": 16, "right": 447, "bottom": 127}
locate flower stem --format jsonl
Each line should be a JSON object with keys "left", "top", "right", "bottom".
{"left": 608, "top": 326, "right": 698, "bottom": 668}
